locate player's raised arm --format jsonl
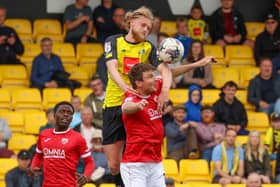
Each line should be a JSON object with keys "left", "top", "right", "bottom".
{"left": 122, "top": 99, "right": 148, "bottom": 115}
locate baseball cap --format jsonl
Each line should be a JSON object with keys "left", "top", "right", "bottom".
{"left": 265, "top": 13, "right": 277, "bottom": 22}
{"left": 92, "top": 129, "right": 102, "bottom": 139}
{"left": 271, "top": 113, "right": 280, "bottom": 121}
{"left": 17, "top": 150, "right": 31, "bottom": 160}
{"left": 173, "top": 105, "right": 187, "bottom": 112}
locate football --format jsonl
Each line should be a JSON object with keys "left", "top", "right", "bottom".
{"left": 157, "top": 38, "right": 184, "bottom": 64}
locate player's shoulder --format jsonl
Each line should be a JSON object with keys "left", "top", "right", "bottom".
{"left": 123, "top": 92, "right": 137, "bottom": 103}
{"left": 104, "top": 34, "right": 124, "bottom": 43}
{"left": 39, "top": 128, "right": 53, "bottom": 136}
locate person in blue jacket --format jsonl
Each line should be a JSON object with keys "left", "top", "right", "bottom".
{"left": 184, "top": 84, "right": 202, "bottom": 122}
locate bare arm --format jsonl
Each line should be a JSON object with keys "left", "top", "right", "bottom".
{"left": 122, "top": 100, "right": 148, "bottom": 115}
{"left": 237, "top": 160, "right": 244, "bottom": 177}
{"left": 214, "top": 161, "right": 231, "bottom": 178}
{"left": 85, "top": 21, "right": 94, "bottom": 36}
{"left": 65, "top": 17, "right": 85, "bottom": 30}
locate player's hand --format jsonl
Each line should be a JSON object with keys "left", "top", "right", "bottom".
{"left": 136, "top": 99, "right": 148, "bottom": 110}
{"left": 157, "top": 90, "right": 168, "bottom": 113}
{"left": 76, "top": 173, "right": 88, "bottom": 187}
{"left": 197, "top": 56, "right": 216, "bottom": 67}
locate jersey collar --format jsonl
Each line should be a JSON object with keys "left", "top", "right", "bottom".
{"left": 53, "top": 128, "right": 71, "bottom": 134}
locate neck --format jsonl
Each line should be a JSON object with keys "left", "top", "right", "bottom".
{"left": 55, "top": 126, "right": 68, "bottom": 132}
{"left": 225, "top": 142, "right": 234, "bottom": 148}
{"left": 44, "top": 53, "right": 51, "bottom": 59}
{"left": 83, "top": 123, "right": 92, "bottom": 128}
{"left": 260, "top": 74, "right": 271, "bottom": 80}
{"left": 222, "top": 7, "right": 232, "bottom": 13}
{"left": 125, "top": 32, "right": 140, "bottom": 43}
{"left": 251, "top": 146, "right": 258, "bottom": 151}
{"left": 204, "top": 121, "right": 214, "bottom": 126}
{"left": 75, "top": 2, "right": 84, "bottom": 9}
{"left": 224, "top": 97, "right": 234, "bottom": 104}
{"left": 193, "top": 55, "right": 199, "bottom": 60}
{"left": 175, "top": 119, "right": 184, "bottom": 126}
{"left": 136, "top": 88, "right": 150, "bottom": 97}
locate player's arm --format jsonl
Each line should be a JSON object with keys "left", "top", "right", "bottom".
{"left": 30, "top": 136, "right": 43, "bottom": 174}
{"left": 122, "top": 99, "right": 148, "bottom": 115}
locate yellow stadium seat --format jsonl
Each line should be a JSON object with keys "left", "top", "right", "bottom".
{"left": 99, "top": 184, "right": 116, "bottom": 187}
{"left": 0, "top": 180, "right": 5, "bottom": 187}
{"left": 162, "top": 159, "right": 180, "bottom": 182}
{"left": 161, "top": 137, "right": 167, "bottom": 158}
{"left": 0, "top": 158, "right": 18, "bottom": 180}
{"left": 246, "top": 112, "right": 269, "bottom": 133}
{"left": 179, "top": 159, "right": 210, "bottom": 183}
{"left": 68, "top": 67, "right": 90, "bottom": 87}
{"left": 202, "top": 89, "right": 220, "bottom": 105}
{"left": 271, "top": 160, "right": 276, "bottom": 179}
{"left": 36, "top": 34, "right": 64, "bottom": 43}
{"left": 24, "top": 111, "right": 47, "bottom": 134}
{"left": 43, "top": 88, "right": 72, "bottom": 109}
{"left": 211, "top": 67, "right": 239, "bottom": 88}
{"left": 210, "top": 161, "right": 215, "bottom": 179}
{"left": 0, "top": 89, "right": 11, "bottom": 110}
{"left": 262, "top": 185, "right": 280, "bottom": 187}
{"left": 20, "top": 43, "right": 41, "bottom": 67}
{"left": 11, "top": 88, "right": 42, "bottom": 110}
{"left": 245, "top": 22, "right": 265, "bottom": 40}
{"left": 0, "top": 111, "right": 24, "bottom": 132}
{"left": 77, "top": 43, "right": 104, "bottom": 63}
{"left": 83, "top": 184, "right": 96, "bottom": 187}
{"left": 4, "top": 19, "right": 32, "bottom": 43}
{"left": 191, "top": 184, "right": 220, "bottom": 187}
{"left": 203, "top": 45, "right": 225, "bottom": 66}
{"left": 18, "top": 34, "right": 33, "bottom": 44}
{"left": 160, "top": 21, "right": 176, "bottom": 36}
{"left": 33, "top": 19, "right": 62, "bottom": 38}
{"left": 73, "top": 88, "right": 92, "bottom": 103}
{"left": 8, "top": 134, "right": 37, "bottom": 153}
{"left": 239, "top": 67, "right": 259, "bottom": 89}
{"left": 80, "top": 63, "right": 97, "bottom": 77}
{"left": 175, "top": 184, "right": 192, "bottom": 187}
{"left": 53, "top": 43, "right": 77, "bottom": 65}
{"left": 226, "top": 185, "right": 246, "bottom": 187}
{"left": 236, "top": 135, "right": 248, "bottom": 147}
{"left": 0, "top": 65, "right": 29, "bottom": 88}
{"left": 168, "top": 89, "right": 188, "bottom": 105}
{"left": 225, "top": 45, "right": 255, "bottom": 66}
{"left": 235, "top": 90, "right": 255, "bottom": 111}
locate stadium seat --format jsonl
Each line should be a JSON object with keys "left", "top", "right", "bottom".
{"left": 236, "top": 135, "right": 248, "bottom": 147}
{"left": 11, "top": 88, "right": 42, "bottom": 110}
{"left": 99, "top": 184, "right": 116, "bottom": 187}
{"left": 226, "top": 185, "right": 246, "bottom": 187}
{"left": 83, "top": 184, "right": 96, "bottom": 187}
{"left": 238, "top": 67, "right": 259, "bottom": 89}
{"left": 262, "top": 185, "right": 280, "bottom": 187}
{"left": 162, "top": 159, "right": 180, "bottom": 182}
{"left": 168, "top": 89, "right": 188, "bottom": 105}
{"left": 0, "top": 158, "right": 18, "bottom": 180}
{"left": 0, "top": 180, "right": 5, "bottom": 187}
{"left": 203, "top": 45, "right": 225, "bottom": 66}
{"left": 160, "top": 21, "right": 176, "bottom": 36}
{"left": 52, "top": 43, "right": 77, "bottom": 65}
{"left": 33, "top": 19, "right": 62, "bottom": 39}
{"left": 161, "top": 137, "right": 167, "bottom": 158}
{"left": 179, "top": 159, "right": 210, "bottom": 183}
{"left": 43, "top": 88, "right": 72, "bottom": 109}
{"left": 4, "top": 19, "right": 33, "bottom": 43}
{"left": 20, "top": 43, "right": 41, "bottom": 73}
{"left": 68, "top": 67, "right": 90, "bottom": 87}
{"left": 211, "top": 67, "right": 239, "bottom": 88}
{"left": 202, "top": 89, "right": 220, "bottom": 105}
{"left": 0, "top": 89, "right": 11, "bottom": 110}
{"left": 235, "top": 90, "right": 256, "bottom": 111}
{"left": 8, "top": 133, "right": 37, "bottom": 153}
{"left": 0, "top": 111, "right": 24, "bottom": 132}
{"left": 175, "top": 184, "right": 192, "bottom": 187}
{"left": 225, "top": 45, "right": 255, "bottom": 66}
{"left": 80, "top": 63, "right": 97, "bottom": 77}
{"left": 245, "top": 22, "right": 265, "bottom": 40}
{"left": 36, "top": 34, "right": 64, "bottom": 43}
{"left": 24, "top": 111, "right": 47, "bottom": 134}
{"left": 73, "top": 88, "right": 92, "bottom": 103}
{"left": 77, "top": 43, "right": 104, "bottom": 64}
{"left": 246, "top": 112, "right": 269, "bottom": 133}
{"left": 191, "top": 184, "right": 220, "bottom": 187}
{"left": 0, "top": 65, "right": 29, "bottom": 88}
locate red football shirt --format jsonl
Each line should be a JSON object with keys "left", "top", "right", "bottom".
{"left": 31, "top": 128, "right": 94, "bottom": 187}
{"left": 122, "top": 78, "right": 164, "bottom": 163}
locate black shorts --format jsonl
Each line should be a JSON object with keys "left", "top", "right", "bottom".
{"left": 102, "top": 106, "right": 126, "bottom": 145}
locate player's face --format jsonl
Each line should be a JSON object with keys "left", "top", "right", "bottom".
{"left": 173, "top": 109, "right": 186, "bottom": 122}
{"left": 225, "top": 130, "right": 237, "bottom": 146}
{"left": 201, "top": 109, "right": 215, "bottom": 124}
{"left": 55, "top": 105, "right": 73, "bottom": 129}
{"left": 131, "top": 16, "right": 152, "bottom": 42}
{"left": 141, "top": 70, "right": 156, "bottom": 94}
{"left": 191, "top": 90, "right": 200, "bottom": 104}
{"left": 0, "top": 9, "right": 6, "bottom": 25}
{"left": 223, "top": 86, "right": 236, "bottom": 101}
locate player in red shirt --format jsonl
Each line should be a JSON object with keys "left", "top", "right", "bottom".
{"left": 31, "top": 101, "right": 94, "bottom": 187}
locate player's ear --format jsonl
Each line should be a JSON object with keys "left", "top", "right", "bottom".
{"left": 135, "top": 80, "right": 142, "bottom": 88}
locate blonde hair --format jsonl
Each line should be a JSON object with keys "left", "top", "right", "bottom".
{"left": 245, "top": 131, "right": 265, "bottom": 162}
{"left": 125, "top": 6, "right": 154, "bottom": 28}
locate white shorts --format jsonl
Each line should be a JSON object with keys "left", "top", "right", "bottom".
{"left": 120, "top": 162, "right": 166, "bottom": 187}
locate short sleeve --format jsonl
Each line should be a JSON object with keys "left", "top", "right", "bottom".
{"left": 212, "top": 144, "right": 222, "bottom": 162}
{"left": 104, "top": 35, "right": 118, "bottom": 62}
{"left": 148, "top": 42, "right": 159, "bottom": 67}
{"left": 78, "top": 135, "right": 91, "bottom": 158}
{"left": 238, "top": 146, "right": 244, "bottom": 161}
{"left": 63, "top": 6, "right": 73, "bottom": 22}
{"left": 85, "top": 6, "right": 93, "bottom": 20}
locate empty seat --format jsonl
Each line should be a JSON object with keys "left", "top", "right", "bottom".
{"left": 239, "top": 67, "right": 259, "bottom": 89}
{"left": 160, "top": 21, "right": 176, "bottom": 36}
{"left": 43, "top": 88, "right": 72, "bottom": 109}
{"left": 83, "top": 184, "right": 96, "bottom": 187}
{"left": 20, "top": 43, "right": 41, "bottom": 71}
{"left": 53, "top": 43, "right": 77, "bottom": 65}
{"left": 225, "top": 45, "right": 255, "bottom": 66}
{"left": 4, "top": 19, "right": 32, "bottom": 43}
{"left": 24, "top": 111, "right": 47, "bottom": 134}
{"left": 236, "top": 135, "right": 248, "bottom": 147}
{"left": 245, "top": 22, "right": 265, "bottom": 40}
{"left": 0, "top": 111, "right": 24, "bottom": 132}
{"left": 203, "top": 45, "right": 225, "bottom": 66}
{"left": 161, "top": 137, "right": 167, "bottom": 158}
{"left": 211, "top": 67, "right": 239, "bottom": 88}
{"left": 0, "top": 89, "right": 11, "bottom": 110}
{"left": 73, "top": 88, "right": 92, "bottom": 103}
{"left": 8, "top": 133, "right": 37, "bottom": 153}
{"left": 33, "top": 19, "right": 62, "bottom": 39}
{"left": 77, "top": 43, "right": 104, "bottom": 63}
{"left": 191, "top": 184, "right": 220, "bottom": 187}
{"left": 168, "top": 89, "right": 188, "bottom": 105}
{"left": 202, "top": 89, "right": 220, "bottom": 105}
{"left": 0, "top": 65, "right": 29, "bottom": 88}
{"left": 11, "top": 88, "right": 42, "bottom": 110}
{"left": 246, "top": 112, "right": 269, "bottom": 133}
{"left": 235, "top": 90, "right": 256, "bottom": 111}
{"left": 175, "top": 184, "right": 192, "bottom": 187}
{"left": 0, "top": 158, "right": 18, "bottom": 180}
{"left": 68, "top": 67, "right": 90, "bottom": 87}
{"left": 162, "top": 159, "right": 180, "bottom": 182}
{"left": 99, "top": 184, "right": 116, "bottom": 187}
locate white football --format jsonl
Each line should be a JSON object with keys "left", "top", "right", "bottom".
{"left": 157, "top": 38, "right": 184, "bottom": 64}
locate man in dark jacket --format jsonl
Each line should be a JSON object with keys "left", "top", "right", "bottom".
{"left": 213, "top": 81, "right": 248, "bottom": 135}
{"left": 248, "top": 57, "right": 280, "bottom": 115}
{"left": 209, "top": 0, "right": 253, "bottom": 48}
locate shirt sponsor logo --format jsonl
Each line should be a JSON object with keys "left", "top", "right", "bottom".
{"left": 43, "top": 148, "right": 66, "bottom": 159}
{"left": 147, "top": 108, "right": 162, "bottom": 120}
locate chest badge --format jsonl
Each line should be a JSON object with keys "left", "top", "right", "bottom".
{"left": 61, "top": 138, "right": 69, "bottom": 145}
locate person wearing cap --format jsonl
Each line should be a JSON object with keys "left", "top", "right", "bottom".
{"left": 265, "top": 112, "right": 280, "bottom": 160}
{"left": 5, "top": 150, "right": 42, "bottom": 187}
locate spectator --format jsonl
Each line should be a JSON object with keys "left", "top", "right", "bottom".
{"left": 246, "top": 173, "right": 262, "bottom": 187}
{"left": 165, "top": 177, "right": 175, "bottom": 187}
{"left": 276, "top": 136, "right": 280, "bottom": 183}
{"left": 70, "top": 96, "right": 82, "bottom": 128}
{"left": 209, "top": 0, "right": 253, "bottom": 48}
{"left": 191, "top": 106, "right": 226, "bottom": 163}
{"left": 84, "top": 77, "right": 105, "bottom": 129}
{"left": 162, "top": 100, "right": 174, "bottom": 126}
{"left": 244, "top": 131, "right": 271, "bottom": 184}
{"left": 111, "top": 7, "right": 127, "bottom": 35}
{"left": 73, "top": 106, "right": 100, "bottom": 149}
{"left": 184, "top": 84, "right": 202, "bottom": 122}
{"left": 147, "top": 16, "right": 161, "bottom": 47}
{"left": 247, "top": 57, "right": 280, "bottom": 115}
{"left": 165, "top": 105, "right": 198, "bottom": 163}
{"left": 213, "top": 81, "right": 248, "bottom": 135}
{"left": 0, "top": 6, "right": 24, "bottom": 64}
{"left": 39, "top": 108, "right": 55, "bottom": 132}
{"left": 157, "top": 32, "right": 169, "bottom": 47}
{"left": 180, "top": 40, "right": 213, "bottom": 88}
{"left": 212, "top": 128, "right": 245, "bottom": 187}
{"left": 5, "top": 150, "right": 42, "bottom": 187}
{"left": 93, "top": 0, "right": 118, "bottom": 43}
{"left": 254, "top": 13, "right": 280, "bottom": 65}
{"left": 64, "top": 0, "right": 95, "bottom": 45}
{"left": 174, "top": 17, "right": 192, "bottom": 59}
{"left": 265, "top": 112, "right": 280, "bottom": 160}
{"left": 0, "top": 118, "right": 14, "bottom": 158}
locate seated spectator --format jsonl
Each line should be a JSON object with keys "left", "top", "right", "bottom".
{"left": 70, "top": 96, "right": 82, "bottom": 128}
{"left": 265, "top": 112, "right": 280, "bottom": 160}
{"left": 162, "top": 100, "right": 174, "bottom": 126}
{"left": 111, "top": 7, "right": 127, "bottom": 35}
{"left": 179, "top": 40, "right": 213, "bottom": 88}
{"left": 64, "top": 0, "right": 95, "bottom": 45}
{"left": 39, "top": 108, "right": 55, "bottom": 133}
{"left": 209, "top": 0, "right": 253, "bottom": 48}
{"left": 93, "top": 0, "right": 118, "bottom": 43}
{"left": 212, "top": 128, "right": 245, "bottom": 187}
{"left": 174, "top": 17, "right": 192, "bottom": 59}
{"left": 73, "top": 106, "right": 100, "bottom": 149}
{"left": 0, "top": 6, "right": 24, "bottom": 64}
{"left": 244, "top": 131, "right": 271, "bottom": 184}
{"left": 247, "top": 57, "right": 280, "bottom": 114}
{"left": 246, "top": 173, "right": 262, "bottom": 187}
{"left": 0, "top": 118, "right": 14, "bottom": 158}
{"left": 254, "top": 13, "right": 280, "bottom": 65}
{"left": 5, "top": 150, "right": 42, "bottom": 187}
{"left": 213, "top": 81, "right": 248, "bottom": 135}
{"left": 184, "top": 84, "right": 202, "bottom": 122}
{"left": 191, "top": 106, "right": 226, "bottom": 163}
{"left": 147, "top": 16, "right": 161, "bottom": 47}
{"left": 84, "top": 77, "right": 105, "bottom": 129}
{"left": 165, "top": 105, "right": 198, "bottom": 163}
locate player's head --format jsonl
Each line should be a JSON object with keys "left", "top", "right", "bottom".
{"left": 54, "top": 101, "right": 74, "bottom": 131}
{"left": 125, "top": 6, "right": 154, "bottom": 42}
{"left": 128, "top": 63, "right": 156, "bottom": 94}
{"left": 0, "top": 6, "right": 7, "bottom": 25}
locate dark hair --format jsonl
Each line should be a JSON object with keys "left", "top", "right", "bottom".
{"left": 128, "top": 63, "right": 156, "bottom": 89}
{"left": 54, "top": 101, "right": 74, "bottom": 114}
{"left": 225, "top": 127, "right": 237, "bottom": 135}
{"left": 158, "top": 32, "right": 170, "bottom": 38}
{"left": 219, "top": 81, "right": 238, "bottom": 97}
{"left": 46, "top": 108, "right": 54, "bottom": 116}
{"left": 176, "top": 17, "right": 187, "bottom": 28}
{"left": 200, "top": 105, "right": 214, "bottom": 112}
{"left": 186, "top": 39, "right": 205, "bottom": 62}
{"left": 259, "top": 57, "right": 272, "bottom": 66}
{"left": 191, "top": 5, "right": 204, "bottom": 15}
{"left": 0, "top": 6, "right": 7, "bottom": 11}
{"left": 41, "top": 37, "right": 52, "bottom": 44}
{"left": 90, "top": 76, "right": 103, "bottom": 82}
